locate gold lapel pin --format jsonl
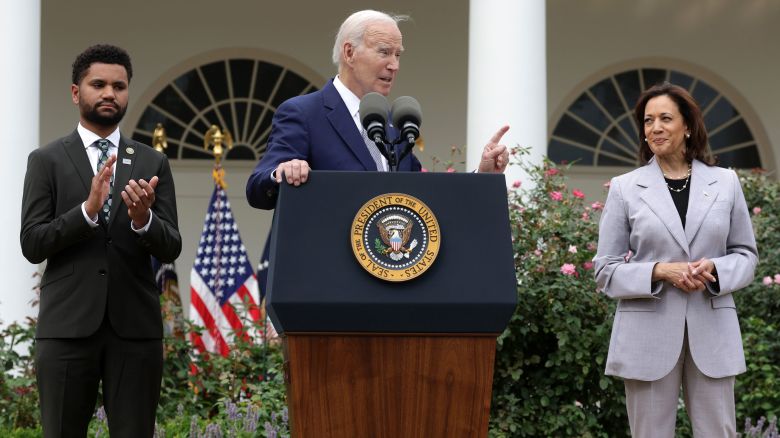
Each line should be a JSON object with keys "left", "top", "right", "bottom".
{"left": 126, "top": 147, "right": 135, "bottom": 155}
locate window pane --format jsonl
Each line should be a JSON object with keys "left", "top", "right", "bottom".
{"left": 152, "top": 85, "right": 195, "bottom": 122}
{"left": 225, "top": 145, "right": 256, "bottom": 160}
{"left": 642, "top": 68, "right": 666, "bottom": 89}
{"left": 709, "top": 119, "right": 753, "bottom": 149}
{"left": 253, "top": 62, "right": 283, "bottom": 102}
{"left": 704, "top": 97, "right": 739, "bottom": 130}
{"left": 229, "top": 59, "right": 254, "bottom": 98}
{"left": 548, "top": 139, "right": 593, "bottom": 165}
{"left": 553, "top": 114, "right": 600, "bottom": 147}
{"left": 669, "top": 71, "right": 694, "bottom": 90}
{"left": 200, "top": 61, "right": 229, "bottom": 102}
{"left": 692, "top": 80, "right": 718, "bottom": 110}
{"left": 174, "top": 70, "right": 210, "bottom": 109}
{"left": 714, "top": 146, "right": 761, "bottom": 169}
{"left": 589, "top": 79, "right": 624, "bottom": 119}
{"left": 271, "top": 70, "right": 310, "bottom": 108}
{"left": 615, "top": 70, "right": 641, "bottom": 110}
{"left": 569, "top": 92, "right": 610, "bottom": 132}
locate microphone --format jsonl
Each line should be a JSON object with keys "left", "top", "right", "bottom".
{"left": 391, "top": 96, "right": 422, "bottom": 144}
{"left": 359, "top": 92, "right": 390, "bottom": 144}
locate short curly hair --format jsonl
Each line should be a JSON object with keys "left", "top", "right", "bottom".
{"left": 72, "top": 44, "right": 133, "bottom": 85}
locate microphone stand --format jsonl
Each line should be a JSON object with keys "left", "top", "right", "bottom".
{"left": 373, "top": 136, "right": 415, "bottom": 173}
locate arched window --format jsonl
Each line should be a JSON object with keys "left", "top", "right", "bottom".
{"left": 130, "top": 53, "right": 322, "bottom": 161}
{"left": 549, "top": 68, "right": 763, "bottom": 169}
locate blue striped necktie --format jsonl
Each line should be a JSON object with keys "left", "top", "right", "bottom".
{"left": 95, "top": 139, "right": 113, "bottom": 222}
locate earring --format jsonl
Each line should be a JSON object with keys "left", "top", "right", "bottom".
{"left": 685, "top": 133, "right": 690, "bottom": 139}
{"left": 644, "top": 138, "right": 648, "bottom": 142}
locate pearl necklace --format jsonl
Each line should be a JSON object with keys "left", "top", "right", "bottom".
{"left": 663, "top": 165, "right": 692, "bottom": 193}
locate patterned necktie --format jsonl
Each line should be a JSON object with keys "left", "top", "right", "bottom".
{"left": 361, "top": 128, "right": 386, "bottom": 171}
{"left": 95, "top": 139, "right": 113, "bottom": 223}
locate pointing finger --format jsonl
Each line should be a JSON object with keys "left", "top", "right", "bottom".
{"left": 489, "top": 125, "right": 510, "bottom": 144}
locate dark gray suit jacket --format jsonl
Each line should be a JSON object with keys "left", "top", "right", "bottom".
{"left": 20, "top": 131, "right": 181, "bottom": 339}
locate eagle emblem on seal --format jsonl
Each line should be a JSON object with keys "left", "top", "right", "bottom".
{"left": 377, "top": 214, "right": 418, "bottom": 261}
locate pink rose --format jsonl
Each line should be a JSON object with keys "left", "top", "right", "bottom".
{"left": 775, "top": 274, "right": 780, "bottom": 284}
{"left": 512, "top": 180, "right": 522, "bottom": 188}
{"left": 582, "top": 212, "right": 590, "bottom": 221}
{"left": 545, "top": 168, "right": 559, "bottom": 177}
{"left": 560, "top": 263, "right": 577, "bottom": 276}
{"left": 446, "top": 167, "right": 456, "bottom": 173}
{"left": 534, "top": 249, "right": 542, "bottom": 256}
{"left": 753, "top": 207, "right": 761, "bottom": 215}
{"left": 572, "top": 189, "right": 585, "bottom": 199}
{"left": 421, "top": 167, "right": 429, "bottom": 173}
{"left": 591, "top": 202, "right": 604, "bottom": 211}
{"left": 550, "top": 191, "right": 563, "bottom": 201}
{"left": 582, "top": 261, "right": 593, "bottom": 270}
{"left": 763, "top": 276, "right": 774, "bottom": 286}
{"left": 568, "top": 245, "right": 577, "bottom": 254}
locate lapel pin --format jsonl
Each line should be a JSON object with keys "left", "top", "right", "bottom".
{"left": 122, "top": 158, "right": 132, "bottom": 165}
{"left": 126, "top": 147, "right": 135, "bottom": 155}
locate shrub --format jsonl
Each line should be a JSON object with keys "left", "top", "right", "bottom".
{"left": 489, "top": 149, "right": 627, "bottom": 437}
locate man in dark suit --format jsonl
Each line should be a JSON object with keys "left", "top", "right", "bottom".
{"left": 20, "top": 44, "right": 181, "bottom": 437}
{"left": 246, "top": 9, "right": 511, "bottom": 210}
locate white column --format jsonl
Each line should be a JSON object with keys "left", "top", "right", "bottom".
{"left": 467, "top": 0, "right": 546, "bottom": 187}
{"left": 1, "top": 0, "right": 41, "bottom": 324}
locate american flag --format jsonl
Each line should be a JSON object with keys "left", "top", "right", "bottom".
{"left": 190, "top": 185, "right": 263, "bottom": 356}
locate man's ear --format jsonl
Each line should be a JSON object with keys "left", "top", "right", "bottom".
{"left": 71, "top": 84, "right": 79, "bottom": 105}
{"left": 343, "top": 43, "right": 355, "bottom": 65}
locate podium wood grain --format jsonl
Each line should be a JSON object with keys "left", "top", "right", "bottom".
{"left": 284, "top": 333, "right": 497, "bottom": 438}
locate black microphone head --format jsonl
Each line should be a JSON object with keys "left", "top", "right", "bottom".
{"left": 359, "top": 92, "right": 390, "bottom": 129}
{"left": 390, "top": 96, "right": 422, "bottom": 129}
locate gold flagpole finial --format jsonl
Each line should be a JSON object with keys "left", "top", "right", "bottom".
{"left": 204, "top": 125, "right": 233, "bottom": 189}
{"left": 152, "top": 123, "right": 168, "bottom": 152}
{"left": 204, "top": 125, "right": 234, "bottom": 164}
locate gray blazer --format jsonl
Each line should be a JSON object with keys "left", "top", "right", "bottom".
{"left": 594, "top": 158, "right": 758, "bottom": 381}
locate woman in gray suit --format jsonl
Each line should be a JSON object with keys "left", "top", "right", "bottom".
{"left": 594, "top": 82, "right": 758, "bottom": 437}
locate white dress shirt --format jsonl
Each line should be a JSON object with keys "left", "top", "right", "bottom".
{"left": 333, "top": 76, "right": 388, "bottom": 171}
{"left": 77, "top": 123, "right": 151, "bottom": 233}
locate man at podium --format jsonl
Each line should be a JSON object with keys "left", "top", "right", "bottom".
{"left": 246, "top": 9, "right": 510, "bottom": 210}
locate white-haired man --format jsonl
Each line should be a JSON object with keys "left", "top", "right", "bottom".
{"left": 246, "top": 9, "right": 509, "bottom": 210}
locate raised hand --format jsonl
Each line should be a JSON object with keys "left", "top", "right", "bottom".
{"left": 85, "top": 154, "right": 117, "bottom": 219}
{"left": 121, "top": 176, "right": 158, "bottom": 229}
{"left": 478, "top": 125, "right": 510, "bottom": 173}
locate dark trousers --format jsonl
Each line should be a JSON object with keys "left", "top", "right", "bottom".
{"left": 35, "top": 317, "right": 163, "bottom": 438}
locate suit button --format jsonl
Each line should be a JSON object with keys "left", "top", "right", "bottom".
{"left": 98, "top": 269, "right": 107, "bottom": 275}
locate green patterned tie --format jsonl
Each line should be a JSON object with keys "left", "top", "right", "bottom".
{"left": 95, "top": 139, "right": 113, "bottom": 223}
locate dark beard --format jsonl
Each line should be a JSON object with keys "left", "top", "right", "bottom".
{"left": 81, "top": 101, "right": 127, "bottom": 127}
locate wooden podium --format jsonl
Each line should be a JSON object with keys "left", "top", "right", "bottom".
{"left": 266, "top": 171, "right": 517, "bottom": 437}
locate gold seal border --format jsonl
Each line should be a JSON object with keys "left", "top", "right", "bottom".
{"left": 350, "top": 193, "right": 441, "bottom": 282}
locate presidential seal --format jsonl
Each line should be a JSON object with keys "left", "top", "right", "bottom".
{"left": 351, "top": 193, "right": 441, "bottom": 282}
